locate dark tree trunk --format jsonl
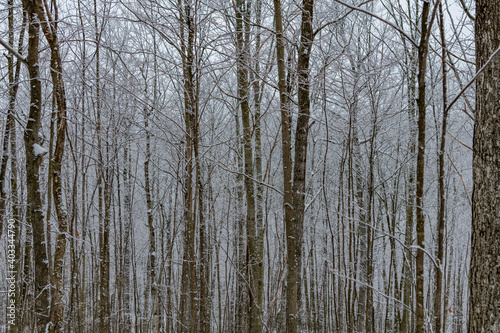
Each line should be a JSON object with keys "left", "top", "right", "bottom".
{"left": 415, "top": 2, "right": 433, "bottom": 332}
{"left": 290, "top": 0, "right": 314, "bottom": 331}
{"left": 179, "top": 2, "right": 198, "bottom": 331}
{"left": 469, "top": 1, "right": 500, "bottom": 332}
{"left": 434, "top": 3, "right": 448, "bottom": 332}
{"left": 272, "top": 0, "right": 295, "bottom": 331}
{"left": 21, "top": 0, "right": 50, "bottom": 330}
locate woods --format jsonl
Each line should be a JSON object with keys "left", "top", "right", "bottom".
{"left": 0, "top": 0, "right": 496, "bottom": 332}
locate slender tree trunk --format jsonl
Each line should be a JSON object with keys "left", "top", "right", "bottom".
{"left": 93, "top": 2, "right": 111, "bottom": 328}
{"left": 122, "top": 144, "right": 133, "bottom": 331}
{"left": 415, "top": 2, "right": 433, "bottom": 332}
{"left": 144, "top": 104, "right": 158, "bottom": 331}
{"left": 469, "top": 1, "right": 500, "bottom": 332}
{"left": 5, "top": 6, "right": 25, "bottom": 332}
{"left": 434, "top": 3, "right": 448, "bottom": 333}
{"left": 194, "top": 74, "right": 210, "bottom": 333}
{"left": 179, "top": 2, "right": 198, "bottom": 331}
{"left": 234, "top": 111, "right": 246, "bottom": 333}
{"left": 251, "top": 0, "right": 265, "bottom": 326}
{"left": 235, "top": 0, "right": 261, "bottom": 331}
{"left": 272, "top": 0, "right": 294, "bottom": 331}
{"left": 290, "top": 1, "right": 314, "bottom": 331}
{"left": 401, "top": 37, "right": 417, "bottom": 333}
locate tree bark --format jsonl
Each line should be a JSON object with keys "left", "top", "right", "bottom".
{"left": 33, "top": 1, "right": 70, "bottom": 330}
{"left": 290, "top": 0, "right": 314, "bottom": 331}
{"left": 434, "top": 3, "right": 448, "bottom": 332}
{"left": 235, "top": 0, "right": 261, "bottom": 331}
{"left": 469, "top": 1, "right": 500, "bottom": 332}
{"left": 21, "top": 0, "right": 50, "bottom": 330}
{"left": 179, "top": 1, "right": 198, "bottom": 331}
{"left": 415, "top": 2, "right": 432, "bottom": 332}
{"left": 272, "top": 0, "right": 294, "bottom": 331}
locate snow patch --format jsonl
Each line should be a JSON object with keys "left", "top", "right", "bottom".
{"left": 33, "top": 143, "right": 47, "bottom": 156}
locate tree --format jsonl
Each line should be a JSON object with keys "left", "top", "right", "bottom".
{"left": 32, "top": 1, "right": 70, "bottom": 330}
{"left": 415, "top": 2, "right": 435, "bottom": 332}
{"left": 469, "top": 1, "right": 500, "bottom": 332}
{"left": 234, "top": 0, "right": 262, "bottom": 331}
{"left": 20, "top": 0, "right": 50, "bottom": 330}
{"left": 434, "top": 2, "right": 448, "bottom": 332}
{"left": 290, "top": 0, "right": 314, "bottom": 331}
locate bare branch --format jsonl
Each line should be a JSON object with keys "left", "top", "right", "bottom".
{"left": 446, "top": 44, "right": 500, "bottom": 114}
{"left": 458, "top": 0, "right": 475, "bottom": 21}
{"left": 332, "top": 0, "right": 418, "bottom": 48}
{"left": 0, "top": 38, "right": 26, "bottom": 64}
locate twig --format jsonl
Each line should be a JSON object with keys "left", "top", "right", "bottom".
{"left": 332, "top": 0, "right": 418, "bottom": 48}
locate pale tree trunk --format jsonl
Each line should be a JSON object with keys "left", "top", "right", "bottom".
{"left": 251, "top": 0, "right": 265, "bottom": 326}
{"left": 401, "top": 28, "right": 417, "bottom": 332}
{"left": 469, "top": 1, "right": 500, "bottom": 332}
{"left": 21, "top": 0, "right": 50, "bottom": 330}
{"left": 144, "top": 104, "right": 158, "bottom": 331}
{"left": 4, "top": 5, "right": 25, "bottom": 332}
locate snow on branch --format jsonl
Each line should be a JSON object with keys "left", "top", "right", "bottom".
{"left": 0, "top": 38, "right": 27, "bottom": 64}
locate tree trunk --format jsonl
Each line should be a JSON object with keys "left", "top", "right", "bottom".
{"left": 469, "top": 1, "right": 500, "bottom": 332}
{"left": 235, "top": 0, "right": 261, "bottom": 331}
{"left": 4, "top": 6, "right": 25, "bottom": 332}
{"left": 144, "top": 105, "right": 158, "bottom": 331}
{"left": 272, "top": 0, "right": 294, "bottom": 331}
{"left": 290, "top": 1, "right": 314, "bottom": 331}
{"left": 402, "top": 53, "right": 417, "bottom": 333}
{"left": 33, "top": 2, "right": 70, "bottom": 330}
{"left": 415, "top": 2, "right": 432, "bottom": 332}
{"left": 434, "top": 3, "right": 448, "bottom": 332}
{"left": 21, "top": 0, "right": 50, "bottom": 330}
{"left": 179, "top": 2, "right": 198, "bottom": 331}
{"left": 251, "top": 0, "right": 265, "bottom": 326}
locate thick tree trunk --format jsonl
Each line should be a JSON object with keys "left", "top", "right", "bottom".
{"left": 33, "top": 2, "right": 70, "bottom": 330}
{"left": 21, "top": 1, "right": 50, "bottom": 331}
{"left": 469, "top": 1, "right": 500, "bottom": 332}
